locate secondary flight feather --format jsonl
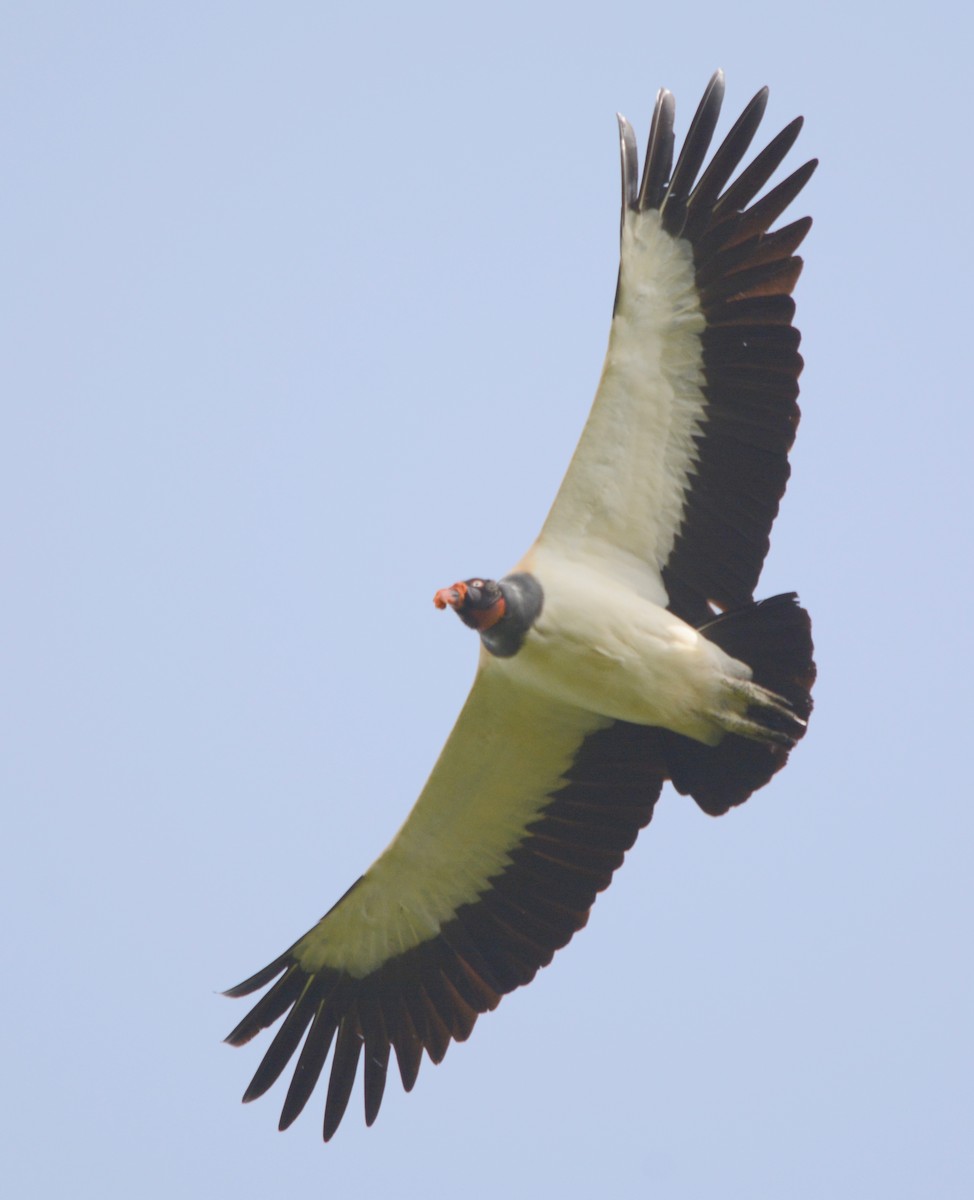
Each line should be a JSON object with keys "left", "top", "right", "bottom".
{"left": 225, "top": 70, "right": 817, "bottom": 1140}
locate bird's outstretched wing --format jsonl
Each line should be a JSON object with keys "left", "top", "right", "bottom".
{"left": 226, "top": 667, "right": 666, "bottom": 1139}
{"left": 540, "top": 70, "right": 816, "bottom": 626}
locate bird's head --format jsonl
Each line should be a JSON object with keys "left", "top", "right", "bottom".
{"left": 433, "top": 577, "right": 506, "bottom": 632}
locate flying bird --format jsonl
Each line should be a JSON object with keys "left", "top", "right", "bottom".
{"left": 225, "top": 70, "right": 817, "bottom": 1141}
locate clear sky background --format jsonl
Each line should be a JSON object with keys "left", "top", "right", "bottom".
{"left": 4, "top": 3, "right": 972, "bottom": 1197}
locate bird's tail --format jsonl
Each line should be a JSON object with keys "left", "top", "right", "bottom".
{"left": 663, "top": 593, "right": 815, "bottom": 816}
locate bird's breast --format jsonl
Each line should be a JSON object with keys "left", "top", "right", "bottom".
{"left": 496, "top": 552, "right": 742, "bottom": 742}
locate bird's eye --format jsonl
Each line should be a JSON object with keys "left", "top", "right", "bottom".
{"left": 471, "top": 579, "right": 484, "bottom": 589}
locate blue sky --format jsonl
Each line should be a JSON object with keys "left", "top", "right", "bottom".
{"left": 4, "top": 3, "right": 971, "bottom": 1197}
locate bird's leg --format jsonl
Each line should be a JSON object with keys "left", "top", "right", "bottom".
{"left": 715, "top": 678, "right": 807, "bottom": 748}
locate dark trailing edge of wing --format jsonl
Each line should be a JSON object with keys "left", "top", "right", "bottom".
{"left": 226, "top": 724, "right": 667, "bottom": 1140}
{"left": 621, "top": 69, "right": 817, "bottom": 627}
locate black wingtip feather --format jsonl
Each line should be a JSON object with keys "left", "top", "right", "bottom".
{"left": 729, "top": 161, "right": 818, "bottom": 246}
{"left": 223, "top": 952, "right": 291, "bottom": 999}
{"left": 278, "top": 1002, "right": 339, "bottom": 1130}
{"left": 388, "top": 1001, "right": 423, "bottom": 1094}
{"left": 714, "top": 115, "right": 806, "bottom": 217}
{"left": 241, "top": 980, "right": 316, "bottom": 1102}
{"left": 357, "top": 990, "right": 390, "bottom": 1127}
{"left": 618, "top": 114, "right": 639, "bottom": 224}
{"left": 363, "top": 1040, "right": 390, "bottom": 1127}
{"left": 660, "top": 70, "right": 725, "bottom": 235}
{"left": 697, "top": 217, "right": 812, "bottom": 289}
{"left": 681, "top": 86, "right": 769, "bottom": 242}
{"left": 224, "top": 965, "right": 304, "bottom": 1047}
{"left": 637, "top": 88, "right": 675, "bottom": 212}
{"left": 323, "top": 1021, "right": 364, "bottom": 1141}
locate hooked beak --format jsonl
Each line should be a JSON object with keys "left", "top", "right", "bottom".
{"left": 433, "top": 582, "right": 468, "bottom": 610}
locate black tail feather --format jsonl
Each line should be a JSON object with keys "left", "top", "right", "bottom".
{"left": 664, "top": 593, "right": 815, "bottom": 816}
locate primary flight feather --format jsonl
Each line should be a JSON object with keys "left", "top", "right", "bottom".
{"left": 225, "top": 70, "right": 817, "bottom": 1140}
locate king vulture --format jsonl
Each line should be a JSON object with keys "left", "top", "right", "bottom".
{"left": 225, "top": 70, "right": 817, "bottom": 1140}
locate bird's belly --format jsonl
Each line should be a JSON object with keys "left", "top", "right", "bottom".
{"left": 501, "top": 558, "right": 744, "bottom": 742}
